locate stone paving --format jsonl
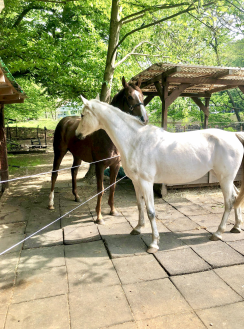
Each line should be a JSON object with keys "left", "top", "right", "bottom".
{"left": 1, "top": 178, "right": 244, "bottom": 328}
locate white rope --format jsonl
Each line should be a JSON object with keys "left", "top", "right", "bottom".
{"left": 0, "top": 155, "right": 120, "bottom": 184}
{"left": 0, "top": 175, "right": 127, "bottom": 256}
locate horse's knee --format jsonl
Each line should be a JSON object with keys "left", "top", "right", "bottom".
{"left": 147, "top": 210, "right": 155, "bottom": 220}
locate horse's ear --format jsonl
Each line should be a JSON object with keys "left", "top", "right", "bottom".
{"left": 122, "top": 76, "right": 128, "bottom": 88}
{"left": 136, "top": 77, "right": 142, "bottom": 88}
{"left": 80, "top": 95, "right": 89, "bottom": 106}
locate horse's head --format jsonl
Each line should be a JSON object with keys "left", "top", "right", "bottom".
{"left": 121, "top": 77, "right": 148, "bottom": 124}
{"left": 75, "top": 97, "right": 100, "bottom": 140}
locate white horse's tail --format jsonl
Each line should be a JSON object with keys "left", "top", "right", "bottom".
{"left": 234, "top": 132, "right": 244, "bottom": 208}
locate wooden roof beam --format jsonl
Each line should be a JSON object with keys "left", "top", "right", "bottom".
{"left": 209, "top": 85, "right": 237, "bottom": 94}
{"left": 0, "top": 94, "right": 21, "bottom": 102}
{"left": 191, "top": 97, "right": 210, "bottom": 116}
{"left": 141, "top": 66, "right": 182, "bottom": 89}
{"left": 0, "top": 87, "right": 13, "bottom": 95}
{"left": 168, "top": 76, "right": 244, "bottom": 86}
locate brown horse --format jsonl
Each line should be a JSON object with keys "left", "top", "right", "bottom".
{"left": 48, "top": 77, "right": 148, "bottom": 223}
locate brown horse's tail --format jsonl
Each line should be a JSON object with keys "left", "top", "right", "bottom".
{"left": 234, "top": 132, "right": 244, "bottom": 208}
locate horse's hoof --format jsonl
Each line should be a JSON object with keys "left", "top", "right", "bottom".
{"left": 130, "top": 229, "right": 140, "bottom": 235}
{"left": 147, "top": 247, "right": 158, "bottom": 254}
{"left": 75, "top": 197, "right": 81, "bottom": 202}
{"left": 230, "top": 227, "right": 242, "bottom": 233}
{"left": 95, "top": 219, "right": 105, "bottom": 225}
{"left": 48, "top": 205, "right": 55, "bottom": 210}
{"left": 210, "top": 234, "right": 222, "bottom": 241}
{"left": 110, "top": 210, "right": 119, "bottom": 217}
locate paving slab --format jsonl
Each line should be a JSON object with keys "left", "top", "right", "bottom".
{"left": 165, "top": 197, "right": 192, "bottom": 205}
{"left": 0, "top": 222, "right": 26, "bottom": 237}
{"left": 112, "top": 254, "right": 168, "bottom": 284}
{"left": 161, "top": 217, "right": 200, "bottom": 232}
{"left": 123, "top": 278, "right": 191, "bottom": 321}
{"left": 192, "top": 240, "right": 244, "bottom": 267}
{"left": 5, "top": 294, "right": 70, "bottom": 329}
{"left": 156, "top": 204, "right": 186, "bottom": 221}
{"left": 98, "top": 222, "right": 132, "bottom": 237}
{"left": 61, "top": 212, "right": 94, "bottom": 228}
{"left": 0, "top": 251, "right": 20, "bottom": 276}
{"left": 172, "top": 204, "right": 210, "bottom": 216}
{"left": 104, "top": 235, "right": 147, "bottom": 258}
{"left": 23, "top": 229, "right": 63, "bottom": 249}
{"left": 188, "top": 213, "right": 223, "bottom": 227}
{"left": 66, "top": 257, "right": 120, "bottom": 290}
{"left": 214, "top": 264, "right": 244, "bottom": 298}
{"left": 18, "top": 245, "right": 65, "bottom": 270}
{"left": 12, "top": 266, "right": 68, "bottom": 303}
{"left": 0, "top": 208, "right": 27, "bottom": 224}
{"left": 25, "top": 217, "right": 60, "bottom": 233}
{"left": 136, "top": 312, "right": 206, "bottom": 329}
{"left": 63, "top": 224, "right": 100, "bottom": 244}
{"left": 64, "top": 240, "right": 110, "bottom": 266}
{"left": 197, "top": 302, "right": 244, "bottom": 329}
{"left": 91, "top": 210, "right": 128, "bottom": 225}
{"left": 69, "top": 285, "right": 133, "bottom": 329}
{"left": 171, "top": 270, "right": 242, "bottom": 310}
{"left": 227, "top": 240, "right": 244, "bottom": 255}
{"left": 142, "top": 232, "right": 188, "bottom": 252}
{"left": 155, "top": 247, "right": 211, "bottom": 275}
{"left": 100, "top": 322, "right": 137, "bottom": 329}
{"left": 175, "top": 229, "right": 213, "bottom": 246}
{"left": 0, "top": 235, "right": 25, "bottom": 255}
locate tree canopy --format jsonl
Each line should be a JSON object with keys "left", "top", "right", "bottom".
{"left": 1, "top": 0, "right": 244, "bottom": 122}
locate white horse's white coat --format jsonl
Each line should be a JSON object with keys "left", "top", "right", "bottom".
{"left": 76, "top": 98, "right": 244, "bottom": 253}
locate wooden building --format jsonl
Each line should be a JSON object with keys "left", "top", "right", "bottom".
{"left": 0, "top": 60, "right": 26, "bottom": 193}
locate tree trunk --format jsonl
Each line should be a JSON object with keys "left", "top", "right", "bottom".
{"left": 100, "top": 0, "right": 121, "bottom": 102}
{"left": 227, "top": 90, "right": 241, "bottom": 122}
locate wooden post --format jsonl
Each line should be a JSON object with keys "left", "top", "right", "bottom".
{"left": 0, "top": 103, "right": 9, "bottom": 192}
{"left": 204, "top": 97, "right": 210, "bottom": 129}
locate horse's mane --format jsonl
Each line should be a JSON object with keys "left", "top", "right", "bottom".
{"left": 92, "top": 99, "right": 145, "bottom": 127}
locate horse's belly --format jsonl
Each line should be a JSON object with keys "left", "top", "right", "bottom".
{"left": 154, "top": 167, "right": 209, "bottom": 184}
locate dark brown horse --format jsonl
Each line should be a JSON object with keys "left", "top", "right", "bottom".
{"left": 48, "top": 77, "right": 148, "bottom": 223}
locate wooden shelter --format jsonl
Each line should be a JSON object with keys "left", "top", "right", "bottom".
{"left": 130, "top": 63, "right": 244, "bottom": 129}
{"left": 0, "top": 60, "right": 26, "bottom": 192}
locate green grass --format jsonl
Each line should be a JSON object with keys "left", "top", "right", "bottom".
{"left": 8, "top": 154, "right": 44, "bottom": 174}
{"left": 8, "top": 119, "right": 59, "bottom": 130}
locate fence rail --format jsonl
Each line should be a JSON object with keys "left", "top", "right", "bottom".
{"left": 5, "top": 127, "right": 53, "bottom": 140}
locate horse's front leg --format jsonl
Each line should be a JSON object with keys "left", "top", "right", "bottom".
{"left": 48, "top": 149, "right": 67, "bottom": 210}
{"left": 136, "top": 180, "right": 159, "bottom": 253}
{"left": 130, "top": 183, "right": 145, "bottom": 235}
{"left": 95, "top": 163, "right": 105, "bottom": 225}
{"left": 71, "top": 156, "right": 82, "bottom": 202}
{"left": 108, "top": 162, "right": 120, "bottom": 216}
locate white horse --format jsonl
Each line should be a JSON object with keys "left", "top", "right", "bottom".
{"left": 75, "top": 97, "right": 244, "bottom": 253}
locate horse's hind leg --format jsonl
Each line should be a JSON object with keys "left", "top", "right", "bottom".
{"left": 95, "top": 163, "right": 105, "bottom": 225}
{"left": 130, "top": 182, "right": 145, "bottom": 235}
{"left": 108, "top": 162, "right": 120, "bottom": 216}
{"left": 71, "top": 156, "right": 82, "bottom": 202}
{"left": 211, "top": 180, "right": 235, "bottom": 241}
{"left": 48, "top": 150, "right": 67, "bottom": 210}
{"left": 231, "top": 184, "right": 243, "bottom": 233}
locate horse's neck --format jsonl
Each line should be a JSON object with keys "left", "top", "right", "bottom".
{"left": 98, "top": 105, "right": 136, "bottom": 158}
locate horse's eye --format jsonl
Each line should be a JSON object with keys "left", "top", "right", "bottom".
{"left": 128, "top": 96, "right": 133, "bottom": 100}
{"left": 81, "top": 114, "right": 84, "bottom": 118}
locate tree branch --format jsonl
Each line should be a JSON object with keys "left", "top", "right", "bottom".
{"left": 112, "top": 1, "right": 216, "bottom": 59}
{"left": 13, "top": 5, "right": 47, "bottom": 27}
{"left": 114, "top": 41, "right": 161, "bottom": 68}
{"left": 120, "top": 2, "right": 190, "bottom": 25}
